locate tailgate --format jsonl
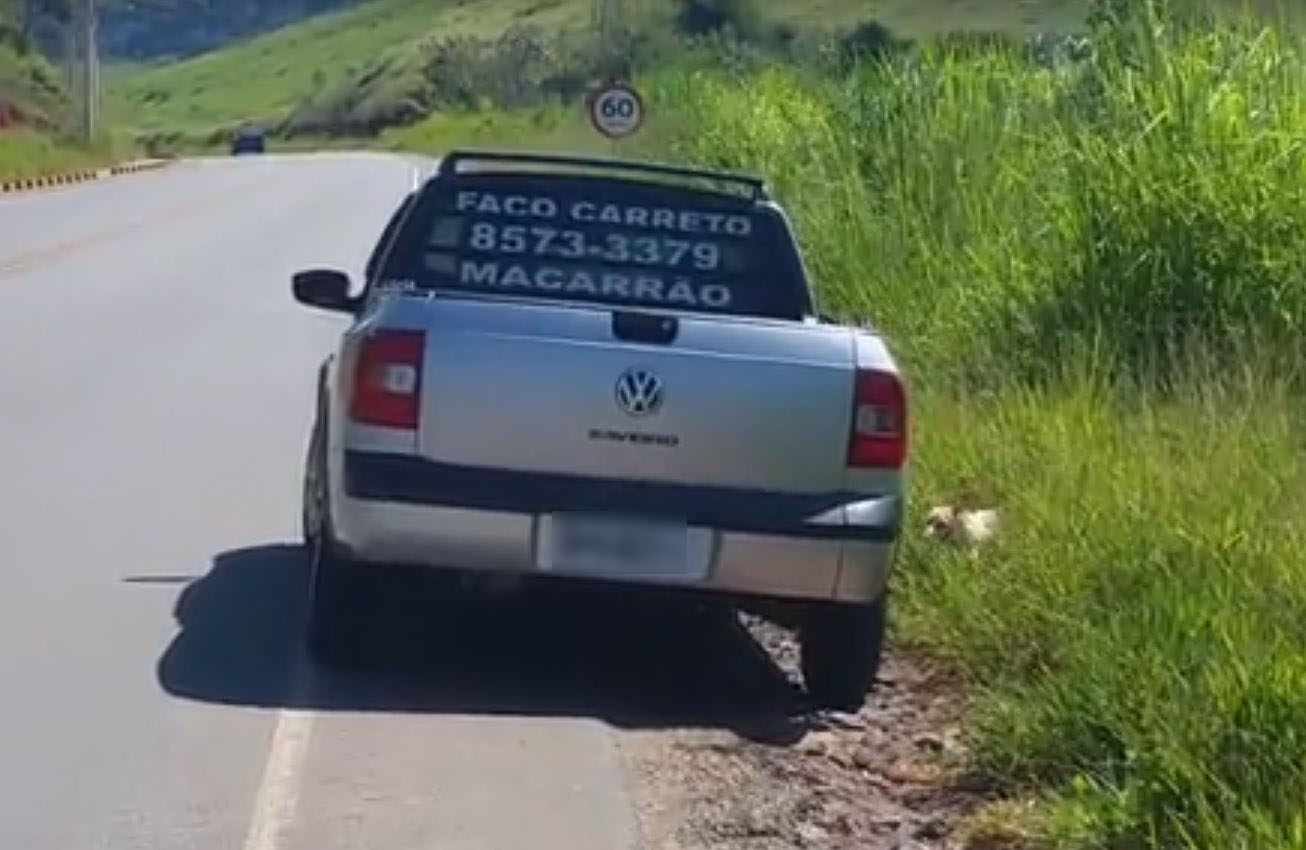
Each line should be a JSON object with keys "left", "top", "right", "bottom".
{"left": 416, "top": 297, "right": 855, "bottom": 494}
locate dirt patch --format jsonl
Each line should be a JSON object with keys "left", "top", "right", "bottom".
{"left": 618, "top": 615, "right": 988, "bottom": 850}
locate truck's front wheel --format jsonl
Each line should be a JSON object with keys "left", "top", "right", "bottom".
{"left": 798, "top": 595, "right": 887, "bottom": 711}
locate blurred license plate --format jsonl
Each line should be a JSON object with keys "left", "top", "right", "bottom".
{"left": 543, "top": 514, "right": 702, "bottom": 580}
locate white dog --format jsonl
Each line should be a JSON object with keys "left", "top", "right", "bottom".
{"left": 924, "top": 505, "right": 1000, "bottom": 551}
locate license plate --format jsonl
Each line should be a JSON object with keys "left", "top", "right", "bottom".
{"left": 539, "top": 514, "right": 707, "bottom": 581}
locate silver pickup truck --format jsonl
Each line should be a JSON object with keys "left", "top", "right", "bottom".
{"left": 293, "top": 151, "right": 909, "bottom": 709}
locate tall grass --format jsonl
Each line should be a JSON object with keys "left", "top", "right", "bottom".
{"left": 900, "top": 373, "right": 1306, "bottom": 848}
{"left": 658, "top": 7, "right": 1306, "bottom": 383}
{"left": 636, "top": 4, "right": 1306, "bottom": 847}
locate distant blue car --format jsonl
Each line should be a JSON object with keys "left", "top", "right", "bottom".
{"left": 231, "top": 125, "right": 266, "bottom": 155}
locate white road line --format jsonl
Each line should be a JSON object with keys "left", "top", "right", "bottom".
{"left": 241, "top": 707, "right": 316, "bottom": 850}
{"left": 243, "top": 157, "right": 411, "bottom": 850}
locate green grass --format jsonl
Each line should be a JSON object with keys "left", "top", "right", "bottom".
{"left": 663, "top": 16, "right": 1306, "bottom": 378}
{"left": 901, "top": 374, "right": 1306, "bottom": 848}
{"left": 0, "top": 128, "right": 127, "bottom": 181}
{"left": 380, "top": 93, "right": 693, "bottom": 158}
{"left": 382, "top": 104, "right": 598, "bottom": 154}
{"left": 565, "top": 4, "right": 1304, "bottom": 847}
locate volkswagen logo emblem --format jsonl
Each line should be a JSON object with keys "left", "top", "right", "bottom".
{"left": 615, "top": 367, "right": 664, "bottom": 417}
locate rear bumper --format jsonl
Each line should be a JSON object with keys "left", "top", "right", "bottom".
{"left": 332, "top": 452, "right": 901, "bottom": 604}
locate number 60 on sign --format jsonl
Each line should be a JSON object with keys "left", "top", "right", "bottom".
{"left": 589, "top": 82, "right": 645, "bottom": 140}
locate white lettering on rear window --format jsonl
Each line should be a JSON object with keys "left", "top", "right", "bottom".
{"left": 724, "top": 216, "right": 751, "bottom": 236}
{"left": 666, "top": 281, "right": 697, "bottom": 305}
{"left": 536, "top": 268, "right": 564, "bottom": 290}
{"left": 634, "top": 277, "right": 664, "bottom": 301}
{"left": 601, "top": 273, "right": 633, "bottom": 299}
{"left": 501, "top": 265, "right": 532, "bottom": 288}
{"left": 459, "top": 193, "right": 750, "bottom": 236}
{"left": 650, "top": 209, "right": 676, "bottom": 230}
{"left": 455, "top": 191, "right": 559, "bottom": 219}
{"left": 566, "top": 271, "right": 599, "bottom": 296}
{"left": 456, "top": 260, "right": 734, "bottom": 309}
{"left": 701, "top": 285, "right": 732, "bottom": 308}
{"left": 460, "top": 262, "right": 498, "bottom": 285}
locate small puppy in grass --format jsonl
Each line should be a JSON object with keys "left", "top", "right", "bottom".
{"left": 924, "top": 504, "right": 1000, "bottom": 553}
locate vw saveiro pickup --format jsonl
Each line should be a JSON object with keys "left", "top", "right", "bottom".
{"left": 293, "top": 150, "right": 909, "bottom": 709}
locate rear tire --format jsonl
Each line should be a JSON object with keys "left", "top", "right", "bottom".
{"left": 301, "top": 402, "right": 327, "bottom": 548}
{"left": 306, "top": 533, "right": 374, "bottom": 667}
{"left": 301, "top": 404, "right": 375, "bottom": 667}
{"left": 798, "top": 595, "right": 888, "bottom": 711}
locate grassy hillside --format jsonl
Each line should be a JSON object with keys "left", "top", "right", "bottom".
{"left": 106, "top": 0, "right": 592, "bottom": 141}
{"left": 107, "top": 0, "right": 1304, "bottom": 148}
{"left": 107, "top": 0, "right": 1105, "bottom": 145}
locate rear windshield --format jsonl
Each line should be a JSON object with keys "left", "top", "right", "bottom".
{"left": 377, "top": 172, "right": 811, "bottom": 320}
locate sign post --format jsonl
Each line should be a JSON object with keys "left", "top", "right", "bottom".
{"left": 587, "top": 79, "right": 645, "bottom": 154}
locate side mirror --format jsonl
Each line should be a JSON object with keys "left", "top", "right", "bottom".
{"left": 292, "top": 268, "right": 355, "bottom": 313}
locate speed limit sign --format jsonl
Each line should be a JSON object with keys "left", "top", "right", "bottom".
{"left": 588, "top": 81, "right": 645, "bottom": 140}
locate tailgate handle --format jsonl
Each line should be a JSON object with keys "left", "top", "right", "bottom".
{"left": 612, "top": 311, "right": 679, "bottom": 345}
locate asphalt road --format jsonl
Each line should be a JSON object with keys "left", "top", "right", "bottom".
{"left": 0, "top": 153, "right": 753, "bottom": 850}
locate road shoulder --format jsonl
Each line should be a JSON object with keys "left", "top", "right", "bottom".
{"left": 618, "top": 620, "right": 984, "bottom": 850}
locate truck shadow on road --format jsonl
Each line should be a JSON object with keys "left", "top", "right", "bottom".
{"left": 156, "top": 544, "right": 807, "bottom": 741}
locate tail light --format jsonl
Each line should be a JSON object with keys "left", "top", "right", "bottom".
{"left": 349, "top": 330, "right": 425, "bottom": 429}
{"left": 847, "top": 369, "right": 908, "bottom": 468}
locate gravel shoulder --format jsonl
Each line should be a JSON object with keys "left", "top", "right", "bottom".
{"left": 618, "top": 615, "right": 988, "bottom": 850}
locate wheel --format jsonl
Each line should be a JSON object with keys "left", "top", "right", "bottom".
{"left": 305, "top": 532, "right": 374, "bottom": 667}
{"left": 301, "top": 407, "right": 375, "bottom": 666}
{"left": 798, "top": 595, "right": 888, "bottom": 711}
{"left": 301, "top": 390, "right": 330, "bottom": 547}
{"left": 301, "top": 421, "right": 324, "bottom": 547}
